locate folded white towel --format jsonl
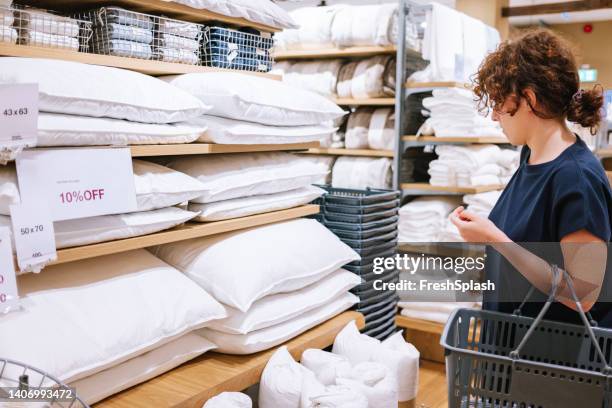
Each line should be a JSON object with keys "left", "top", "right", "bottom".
{"left": 331, "top": 4, "right": 397, "bottom": 47}
{"left": 19, "top": 30, "right": 79, "bottom": 50}
{"left": 332, "top": 157, "right": 392, "bottom": 189}
{"left": 398, "top": 301, "right": 480, "bottom": 314}
{"left": 399, "top": 196, "right": 461, "bottom": 218}
{"left": 435, "top": 144, "right": 501, "bottom": 167}
{"left": 0, "top": 25, "right": 17, "bottom": 44}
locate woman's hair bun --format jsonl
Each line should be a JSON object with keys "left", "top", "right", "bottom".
{"left": 567, "top": 86, "right": 604, "bottom": 130}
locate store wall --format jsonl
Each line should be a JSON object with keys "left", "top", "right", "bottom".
{"left": 546, "top": 21, "right": 612, "bottom": 89}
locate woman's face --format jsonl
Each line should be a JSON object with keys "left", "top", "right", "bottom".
{"left": 491, "top": 95, "right": 531, "bottom": 145}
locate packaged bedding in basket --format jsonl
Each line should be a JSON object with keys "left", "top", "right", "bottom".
{"left": 201, "top": 26, "right": 274, "bottom": 72}
{"left": 79, "top": 7, "right": 203, "bottom": 65}
{"left": 9, "top": 6, "right": 92, "bottom": 51}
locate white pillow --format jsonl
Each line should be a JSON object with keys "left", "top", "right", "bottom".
{"left": 0, "top": 250, "right": 226, "bottom": 383}
{"left": 0, "top": 161, "right": 207, "bottom": 215}
{"left": 332, "top": 321, "right": 380, "bottom": 365}
{"left": 204, "top": 392, "right": 252, "bottom": 408}
{"left": 207, "top": 269, "right": 360, "bottom": 334}
{"left": 70, "top": 334, "right": 216, "bottom": 405}
{"left": 171, "top": 0, "right": 297, "bottom": 29}
{"left": 166, "top": 152, "right": 328, "bottom": 204}
{"left": 301, "top": 349, "right": 352, "bottom": 386}
{"left": 191, "top": 115, "right": 335, "bottom": 144}
{"left": 259, "top": 346, "right": 306, "bottom": 408}
{"left": 198, "top": 292, "right": 358, "bottom": 354}
{"left": 0, "top": 58, "right": 208, "bottom": 123}
{"left": 0, "top": 207, "right": 198, "bottom": 249}
{"left": 162, "top": 72, "right": 345, "bottom": 126}
{"left": 151, "top": 218, "right": 360, "bottom": 312}
{"left": 376, "top": 331, "right": 420, "bottom": 402}
{"left": 189, "top": 186, "right": 324, "bottom": 222}
{"left": 37, "top": 113, "right": 206, "bottom": 146}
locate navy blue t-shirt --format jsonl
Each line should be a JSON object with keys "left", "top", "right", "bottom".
{"left": 486, "top": 136, "right": 612, "bottom": 327}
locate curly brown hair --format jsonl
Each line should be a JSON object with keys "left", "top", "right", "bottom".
{"left": 473, "top": 28, "right": 603, "bottom": 133}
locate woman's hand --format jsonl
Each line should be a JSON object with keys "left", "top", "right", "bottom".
{"left": 449, "top": 206, "right": 511, "bottom": 243}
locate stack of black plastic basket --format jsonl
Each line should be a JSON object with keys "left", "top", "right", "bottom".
{"left": 313, "top": 186, "right": 401, "bottom": 340}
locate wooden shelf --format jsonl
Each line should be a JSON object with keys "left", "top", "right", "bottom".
{"left": 333, "top": 98, "right": 395, "bottom": 106}
{"left": 404, "top": 81, "right": 469, "bottom": 89}
{"left": 0, "top": 44, "right": 281, "bottom": 78}
{"left": 301, "top": 148, "right": 394, "bottom": 158}
{"left": 596, "top": 147, "right": 612, "bottom": 158}
{"left": 415, "top": 361, "right": 447, "bottom": 408}
{"left": 402, "top": 135, "right": 509, "bottom": 144}
{"left": 401, "top": 183, "right": 504, "bottom": 194}
{"left": 396, "top": 315, "right": 445, "bottom": 335}
{"left": 53, "top": 205, "right": 319, "bottom": 265}
{"left": 20, "top": 0, "right": 280, "bottom": 32}
{"left": 275, "top": 45, "right": 397, "bottom": 60}
{"left": 95, "top": 311, "right": 365, "bottom": 408}
{"left": 130, "top": 142, "right": 319, "bottom": 157}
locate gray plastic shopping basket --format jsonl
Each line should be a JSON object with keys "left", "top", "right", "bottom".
{"left": 441, "top": 265, "right": 612, "bottom": 408}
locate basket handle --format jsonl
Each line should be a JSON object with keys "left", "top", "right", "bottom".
{"left": 509, "top": 264, "right": 612, "bottom": 375}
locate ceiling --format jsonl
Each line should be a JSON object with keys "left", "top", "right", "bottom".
{"left": 509, "top": 0, "right": 612, "bottom": 25}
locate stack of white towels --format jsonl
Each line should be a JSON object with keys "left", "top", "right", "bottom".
{"left": 409, "top": 2, "right": 499, "bottom": 83}
{"left": 256, "top": 320, "right": 419, "bottom": 407}
{"left": 399, "top": 196, "right": 462, "bottom": 242}
{"left": 419, "top": 87, "right": 505, "bottom": 138}
{"left": 274, "top": 4, "right": 417, "bottom": 50}
{"left": 398, "top": 301, "right": 481, "bottom": 324}
{"left": 437, "top": 190, "right": 503, "bottom": 242}
{"left": 345, "top": 107, "right": 395, "bottom": 151}
{"left": 15, "top": 8, "right": 82, "bottom": 51}
{"left": 0, "top": 1, "right": 17, "bottom": 44}
{"left": 428, "top": 145, "right": 519, "bottom": 187}
{"left": 332, "top": 157, "right": 393, "bottom": 190}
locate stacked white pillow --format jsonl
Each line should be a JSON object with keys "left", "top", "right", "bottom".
{"left": 152, "top": 218, "right": 361, "bottom": 354}
{"left": 0, "top": 160, "right": 206, "bottom": 251}
{"left": 1, "top": 250, "right": 226, "bottom": 404}
{"left": 166, "top": 152, "right": 328, "bottom": 221}
{"left": 0, "top": 58, "right": 209, "bottom": 161}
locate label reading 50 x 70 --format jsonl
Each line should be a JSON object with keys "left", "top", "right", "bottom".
{"left": 16, "top": 148, "right": 138, "bottom": 221}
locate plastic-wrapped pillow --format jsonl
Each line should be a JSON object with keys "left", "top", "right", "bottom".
{"left": 332, "top": 320, "right": 380, "bottom": 365}
{"left": 203, "top": 392, "right": 252, "bottom": 408}
{"left": 376, "top": 331, "right": 420, "bottom": 401}
{"left": 301, "top": 349, "right": 352, "bottom": 386}
{"left": 259, "top": 346, "right": 306, "bottom": 408}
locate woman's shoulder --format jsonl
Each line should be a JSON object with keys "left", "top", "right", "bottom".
{"left": 553, "top": 142, "right": 610, "bottom": 194}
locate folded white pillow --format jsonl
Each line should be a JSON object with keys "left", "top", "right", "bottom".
{"left": 207, "top": 269, "right": 360, "bottom": 334}
{"left": 189, "top": 186, "right": 324, "bottom": 222}
{"left": 170, "top": 0, "right": 297, "bottom": 29}
{"left": 301, "top": 349, "right": 352, "bottom": 386}
{"left": 197, "top": 292, "right": 357, "bottom": 354}
{"left": 0, "top": 250, "right": 226, "bottom": 383}
{"left": 37, "top": 113, "right": 206, "bottom": 146}
{"left": 191, "top": 115, "right": 334, "bottom": 144}
{"left": 166, "top": 152, "right": 328, "bottom": 204}
{"left": 0, "top": 207, "right": 197, "bottom": 249}
{"left": 0, "top": 160, "right": 207, "bottom": 215}
{"left": 0, "top": 58, "right": 208, "bottom": 123}
{"left": 163, "top": 72, "right": 345, "bottom": 126}
{"left": 152, "top": 218, "right": 360, "bottom": 312}
{"left": 204, "top": 392, "right": 252, "bottom": 408}
{"left": 259, "top": 346, "right": 306, "bottom": 408}
{"left": 70, "top": 334, "right": 216, "bottom": 405}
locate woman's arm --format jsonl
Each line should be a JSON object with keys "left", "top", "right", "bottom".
{"left": 450, "top": 207, "right": 607, "bottom": 312}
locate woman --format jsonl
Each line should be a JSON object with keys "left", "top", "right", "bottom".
{"left": 450, "top": 28, "right": 612, "bottom": 327}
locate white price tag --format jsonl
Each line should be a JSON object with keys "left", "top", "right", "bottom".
{"left": 10, "top": 202, "right": 57, "bottom": 272}
{"left": 16, "top": 148, "right": 137, "bottom": 221}
{"left": 0, "top": 83, "right": 38, "bottom": 149}
{"left": 0, "top": 227, "right": 20, "bottom": 314}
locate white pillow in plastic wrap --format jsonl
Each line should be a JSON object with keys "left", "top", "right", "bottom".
{"left": 259, "top": 346, "right": 307, "bottom": 408}
{"left": 0, "top": 57, "right": 208, "bottom": 123}
{"left": 203, "top": 392, "right": 252, "bottom": 408}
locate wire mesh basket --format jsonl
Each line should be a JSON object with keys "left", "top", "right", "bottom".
{"left": 77, "top": 7, "right": 203, "bottom": 65}
{"left": 1, "top": 5, "right": 92, "bottom": 51}
{"left": 442, "top": 265, "right": 612, "bottom": 408}
{"left": 201, "top": 26, "right": 274, "bottom": 72}
{"left": 0, "top": 358, "right": 89, "bottom": 407}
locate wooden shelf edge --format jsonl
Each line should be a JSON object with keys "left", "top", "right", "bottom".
{"left": 275, "top": 45, "right": 397, "bottom": 60}
{"left": 95, "top": 311, "right": 365, "bottom": 408}
{"left": 301, "top": 148, "right": 394, "bottom": 158}
{"left": 332, "top": 98, "right": 396, "bottom": 106}
{"left": 21, "top": 0, "right": 280, "bottom": 32}
{"left": 53, "top": 205, "right": 320, "bottom": 265}
{"left": 130, "top": 142, "right": 320, "bottom": 157}
{"left": 401, "top": 183, "right": 505, "bottom": 194}
{"left": 0, "top": 43, "right": 281, "bottom": 79}
{"left": 396, "top": 314, "right": 445, "bottom": 335}
{"left": 402, "top": 135, "right": 509, "bottom": 144}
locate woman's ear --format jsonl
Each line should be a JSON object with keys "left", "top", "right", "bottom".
{"left": 522, "top": 88, "right": 537, "bottom": 113}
